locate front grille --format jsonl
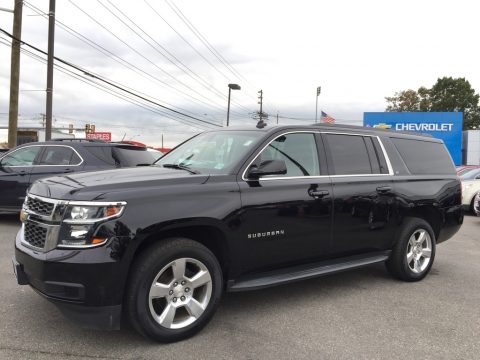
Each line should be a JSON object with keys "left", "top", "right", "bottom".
{"left": 24, "top": 221, "right": 48, "bottom": 249}
{"left": 26, "top": 196, "right": 55, "bottom": 216}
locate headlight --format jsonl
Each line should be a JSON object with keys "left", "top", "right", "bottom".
{"left": 64, "top": 203, "right": 125, "bottom": 224}
{"left": 58, "top": 201, "right": 126, "bottom": 248}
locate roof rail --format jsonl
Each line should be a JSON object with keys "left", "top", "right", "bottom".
{"left": 50, "top": 138, "right": 106, "bottom": 143}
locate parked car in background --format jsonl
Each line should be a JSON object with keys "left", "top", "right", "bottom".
{"left": 119, "top": 140, "right": 165, "bottom": 161}
{"left": 460, "top": 168, "right": 480, "bottom": 212}
{"left": 147, "top": 148, "right": 164, "bottom": 161}
{"left": 0, "top": 139, "right": 155, "bottom": 212}
{"left": 457, "top": 165, "right": 480, "bottom": 176}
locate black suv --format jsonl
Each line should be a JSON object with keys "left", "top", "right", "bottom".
{"left": 13, "top": 124, "right": 463, "bottom": 342}
{"left": 0, "top": 139, "right": 155, "bottom": 212}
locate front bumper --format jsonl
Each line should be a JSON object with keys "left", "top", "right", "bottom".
{"left": 14, "top": 229, "right": 130, "bottom": 330}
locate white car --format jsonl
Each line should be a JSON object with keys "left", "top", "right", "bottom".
{"left": 461, "top": 168, "right": 480, "bottom": 212}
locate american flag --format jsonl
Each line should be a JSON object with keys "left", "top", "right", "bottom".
{"left": 321, "top": 111, "right": 335, "bottom": 124}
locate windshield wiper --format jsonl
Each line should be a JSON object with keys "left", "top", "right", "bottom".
{"left": 162, "top": 163, "right": 199, "bottom": 174}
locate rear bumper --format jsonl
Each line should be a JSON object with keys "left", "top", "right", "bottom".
{"left": 14, "top": 229, "right": 129, "bottom": 330}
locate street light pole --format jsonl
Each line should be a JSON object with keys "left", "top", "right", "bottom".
{"left": 226, "top": 83, "right": 241, "bottom": 127}
{"left": 315, "top": 86, "right": 321, "bottom": 123}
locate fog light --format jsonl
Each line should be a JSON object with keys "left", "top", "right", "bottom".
{"left": 19, "top": 210, "right": 27, "bottom": 222}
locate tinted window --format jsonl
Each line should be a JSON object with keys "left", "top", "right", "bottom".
{"left": 0, "top": 146, "right": 41, "bottom": 166}
{"left": 325, "top": 134, "right": 378, "bottom": 175}
{"left": 39, "top": 146, "right": 82, "bottom": 165}
{"left": 112, "top": 147, "right": 155, "bottom": 166}
{"left": 257, "top": 133, "right": 320, "bottom": 177}
{"left": 391, "top": 138, "right": 455, "bottom": 175}
{"left": 85, "top": 146, "right": 116, "bottom": 166}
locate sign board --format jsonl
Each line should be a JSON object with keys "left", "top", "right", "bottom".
{"left": 363, "top": 112, "right": 463, "bottom": 165}
{"left": 86, "top": 132, "right": 112, "bottom": 142}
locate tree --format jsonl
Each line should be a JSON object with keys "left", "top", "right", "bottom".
{"left": 417, "top": 86, "right": 431, "bottom": 111}
{"left": 385, "top": 89, "right": 420, "bottom": 111}
{"left": 385, "top": 77, "right": 480, "bottom": 130}
{"left": 429, "top": 77, "right": 480, "bottom": 129}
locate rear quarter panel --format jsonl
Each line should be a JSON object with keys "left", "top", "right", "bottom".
{"left": 392, "top": 175, "right": 463, "bottom": 244}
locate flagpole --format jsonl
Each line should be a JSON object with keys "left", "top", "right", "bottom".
{"left": 315, "top": 86, "right": 321, "bottom": 123}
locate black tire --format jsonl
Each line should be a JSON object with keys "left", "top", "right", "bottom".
{"left": 125, "top": 238, "right": 223, "bottom": 342}
{"left": 386, "top": 218, "right": 436, "bottom": 282}
{"left": 471, "top": 193, "right": 479, "bottom": 214}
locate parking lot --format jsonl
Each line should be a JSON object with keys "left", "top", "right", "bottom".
{"left": 0, "top": 214, "right": 478, "bottom": 360}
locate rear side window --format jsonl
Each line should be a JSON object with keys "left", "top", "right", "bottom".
{"left": 112, "top": 147, "right": 155, "bottom": 166}
{"left": 390, "top": 138, "right": 455, "bottom": 175}
{"left": 324, "top": 134, "right": 386, "bottom": 175}
{"left": 85, "top": 146, "right": 116, "bottom": 166}
{"left": 39, "top": 146, "right": 82, "bottom": 166}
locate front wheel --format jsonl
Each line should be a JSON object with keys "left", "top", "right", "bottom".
{"left": 386, "top": 218, "right": 436, "bottom": 282}
{"left": 126, "top": 238, "right": 223, "bottom": 342}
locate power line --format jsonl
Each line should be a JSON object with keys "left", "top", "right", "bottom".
{"left": 153, "top": 0, "right": 255, "bottom": 114}
{"left": 22, "top": 1, "right": 228, "bottom": 119}
{"left": 100, "top": 0, "right": 229, "bottom": 102}
{"left": 66, "top": 0, "right": 230, "bottom": 112}
{"left": 164, "top": 0, "right": 276, "bottom": 113}
{"left": 164, "top": 0, "right": 242, "bottom": 82}
{"left": 0, "top": 31, "right": 222, "bottom": 130}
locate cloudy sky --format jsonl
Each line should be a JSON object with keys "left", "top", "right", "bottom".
{"left": 1, "top": 0, "right": 479, "bottom": 147}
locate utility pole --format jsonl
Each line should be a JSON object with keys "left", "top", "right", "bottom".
{"left": 276, "top": 112, "right": 279, "bottom": 125}
{"left": 45, "top": 0, "right": 56, "bottom": 141}
{"left": 7, "top": 0, "right": 23, "bottom": 148}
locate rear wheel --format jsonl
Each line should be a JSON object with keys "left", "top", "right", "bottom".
{"left": 126, "top": 238, "right": 223, "bottom": 342}
{"left": 471, "top": 193, "right": 479, "bottom": 213}
{"left": 386, "top": 218, "right": 436, "bottom": 282}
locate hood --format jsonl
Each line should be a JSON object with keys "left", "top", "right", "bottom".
{"left": 28, "top": 165, "right": 209, "bottom": 201}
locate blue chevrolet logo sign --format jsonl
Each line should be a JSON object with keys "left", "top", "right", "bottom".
{"left": 363, "top": 112, "right": 463, "bottom": 165}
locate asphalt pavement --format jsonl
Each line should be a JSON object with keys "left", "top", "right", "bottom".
{"left": 0, "top": 214, "right": 478, "bottom": 360}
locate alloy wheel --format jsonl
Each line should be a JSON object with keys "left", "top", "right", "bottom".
{"left": 406, "top": 229, "right": 433, "bottom": 274}
{"left": 148, "top": 257, "right": 212, "bottom": 329}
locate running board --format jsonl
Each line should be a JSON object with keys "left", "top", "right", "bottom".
{"left": 228, "top": 251, "right": 391, "bottom": 292}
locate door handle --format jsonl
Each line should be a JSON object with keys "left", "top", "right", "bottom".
{"left": 376, "top": 186, "right": 392, "bottom": 194}
{"left": 63, "top": 168, "right": 73, "bottom": 173}
{"left": 308, "top": 189, "right": 329, "bottom": 198}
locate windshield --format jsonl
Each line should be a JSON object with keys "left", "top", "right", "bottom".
{"left": 156, "top": 131, "right": 263, "bottom": 174}
{"left": 460, "top": 168, "right": 480, "bottom": 180}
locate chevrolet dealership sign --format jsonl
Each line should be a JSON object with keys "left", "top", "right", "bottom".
{"left": 364, "top": 112, "right": 463, "bottom": 165}
{"left": 395, "top": 123, "right": 454, "bottom": 132}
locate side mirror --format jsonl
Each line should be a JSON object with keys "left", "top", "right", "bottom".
{"left": 248, "top": 159, "right": 287, "bottom": 179}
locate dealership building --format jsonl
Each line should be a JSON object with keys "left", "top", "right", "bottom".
{"left": 363, "top": 112, "right": 480, "bottom": 166}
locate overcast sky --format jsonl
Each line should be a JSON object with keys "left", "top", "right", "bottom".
{"left": 1, "top": 0, "right": 479, "bottom": 147}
